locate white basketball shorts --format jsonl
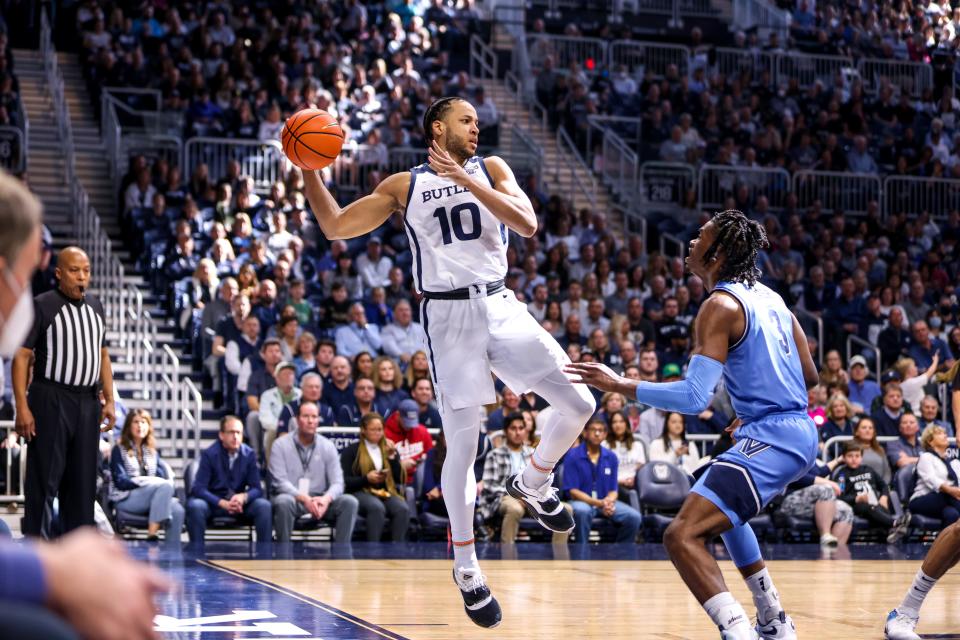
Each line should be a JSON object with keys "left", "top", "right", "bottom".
{"left": 419, "top": 288, "right": 569, "bottom": 411}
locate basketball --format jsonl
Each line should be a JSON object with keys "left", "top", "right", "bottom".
{"left": 281, "top": 109, "right": 344, "bottom": 171}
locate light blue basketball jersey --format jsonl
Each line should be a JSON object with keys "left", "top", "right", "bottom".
{"left": 713, "top": 280, "right": 808, "bottom": 425}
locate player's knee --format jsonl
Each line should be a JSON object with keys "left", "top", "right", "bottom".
{"left": 663, "top": 519, "right": 687, "bottom": 555}
{"left": 558, "top": 385, "right": 596, "bottom": 421}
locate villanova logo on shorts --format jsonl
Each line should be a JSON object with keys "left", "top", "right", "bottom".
{"left": 739, "top": 438, "right": 771, "bottom": 458}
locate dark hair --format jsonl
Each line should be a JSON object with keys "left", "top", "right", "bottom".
{"left": 261, "top": 337, "right": 282, "bottom": 351}
{"left": 317, "top": 338, "right": 337, "bottom": 351}
{"left": 359, "top": 411, "right": 385, "bottom": 431}
{"left": 660, "top": 411, "right": 687, "bottom": 448}
{"left": 422, "top": 96, "right": 464, "bottom": 143}
{"left": 220, "top": 414, "right": 242, "bottom": 431}
{"left": 604, "top": 410, "right": 634, "bottom": 449}
{"left": 504, "top": 412, "right": 525, "bottom": 430}
{"left": 297, "top": 400, "right": 319, "bottom": 417}
{"left": 702, "top": 209, "right": 768, "bottom": 286}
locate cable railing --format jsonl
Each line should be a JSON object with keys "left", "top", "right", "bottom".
{"left": 469, "top": 34, "right": 498, "bottom": 81}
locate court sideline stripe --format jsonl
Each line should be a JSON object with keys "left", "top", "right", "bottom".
{"left": 198, "top": 560, "right": 412, "bottom": 640}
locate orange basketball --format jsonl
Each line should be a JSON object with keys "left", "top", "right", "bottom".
{"left": 280, "top": 109, "right": 344, "bottom": 171}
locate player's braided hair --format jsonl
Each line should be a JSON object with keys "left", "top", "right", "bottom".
{"left": 702, "top": 209, "right": 768, "bottom": 287}
{"left": 422, "top": 96, "right": 464, "bottom": 143}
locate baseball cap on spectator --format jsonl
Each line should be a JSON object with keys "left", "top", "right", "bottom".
{"left": 368, "top": 236, "right": 382, "bottom": 245}
{"left": 398, "top": 399, "right": 420, "bottom": 429}
{"left": 274, "top": 361, "right": 296, "bottom": 376}
{"left": 849, "top": 355, "right": 868, "bottom": 369}
{"left": 662, "top": 363, "right": 682, "bottom": 379}
{"left": 881, "top": 370, "right": 902, "bottom": 385}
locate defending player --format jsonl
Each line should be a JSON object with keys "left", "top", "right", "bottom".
{"left": 301, "top": 97, "right": 596, "bottom": 627}
{"left": 566, "top": 210, "right": 819, "bottom": 640}
{"left": 883, "top": 520, "right": 960, "bottom": 638}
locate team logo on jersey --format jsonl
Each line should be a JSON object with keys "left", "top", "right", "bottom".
{"left": 739, "top": 438, "right": 771, "bottom": 458}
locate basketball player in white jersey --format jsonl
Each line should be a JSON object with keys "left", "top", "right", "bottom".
{"left": 302, "top": 97, "right": 596, "bottom": 627}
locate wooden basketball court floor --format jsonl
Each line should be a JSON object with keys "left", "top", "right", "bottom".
{"left": 150, "top": 543, "right": 960, "bottom": 639}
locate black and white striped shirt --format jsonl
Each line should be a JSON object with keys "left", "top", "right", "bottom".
{"left": 23, "top": 289, "right": 106, "bottom": 389}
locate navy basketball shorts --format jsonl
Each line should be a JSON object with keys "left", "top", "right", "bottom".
{"left": 691, "top": 412, "right": 820, "bottom": 527}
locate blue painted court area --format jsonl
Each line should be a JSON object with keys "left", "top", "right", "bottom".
{"left": 142, "top": 547, "right": 413, "bottom": 640}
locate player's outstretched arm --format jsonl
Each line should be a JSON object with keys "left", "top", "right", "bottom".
{"left": 566, "top": 293, "right": 738, "bottom": 414}
{"left": 791, "top": 313, "right": 820, "bottom": 389}
{"left": 427, "top": 142, "right": 537, "bottom": 237}
{"left": 302, "top": 169, "right": 409, "bottom": 240}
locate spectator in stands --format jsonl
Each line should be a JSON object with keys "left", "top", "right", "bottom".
{"left": 124, "top": 168, "right": 157, "bottom": 214}
{"left": 251, "top": 280, "right": 280, "bottom": 333}
{"left": 479, "top": 413, "right": 571, "bottom": 543}
{"left": 562, "top": 417, "right": 641, "bottom": 543}
{"left": 779, "top": 459, "right": 853, "bottom": 547}
{"left": 293, "top": 331, "right": 317, "bottom": 378}
{"left": 895, "top": 353, "right": 941, "bottom": 411}
{"left": 257, "top": 362, "right": 302, "bottom": 463}
{"left": 275, "top": 315, "right": 300, "bottom": 362}
{"left": 371, "top": 356, "right": 408, "bottom": 417}
{"left": 873, "top": 384, "right": 907, "bottom": 438}
{"left": 909, "top": 321, "right": 951, "bottom": 372}
{"left": 340, "top": 412, "right": 409, "bottom": 542}
{"left": 336, "top": 303, "right": 382, "bottom": 359}
{"left": 909, "top": 424, "right": 960, "bottom": 527}
{"left": 323, "top": 356, "right": 356, "bottom": 417}
{"left": 603, "top": 410, "right": 646, "bottom": 504}
{"left": 338, "top": 377, "right": 377, "bottom": 426}
{"left": 409, "top": 377, "right": 443, "bottom": 428}
{"left": 109, "top": 410, "right": 184, "bottom": 543}
{"left": 833, "top": 442, "right": 909, "bottom": 543}
{"left": 187, "top": 415, "right": 272, "bottom": 545}
{"left": 225, "top": 315, "right": 261, "bottom": 386}
{"left": 487, "top": 387, "right": 522, "bottom": 433}
{"left": 821, "top": 393, "right": 856, "bottom": 443}
{"left": 306, "top": 339, "right": 337, "bottom": 381}
{"left": 919, "top": 395, "right": 953, "bottom": 438}
{"left": 852, "top": 416, "right": 893, "bottom": 485}
{"left": 277, "top": 373, "right": 335, "bottom": 436}
{"left": 887, "top": 412, "right": 923, "bottom": 472}
{"left": 902, "top": 283, "right": 932, "bottom": 325}
{"left": 269, "top": 401, "right": 358, "bottom": 543}
{"left": 648, "top": 411, "right": 701, "bottom": 476}
{"left": 380, "top": 299, "right": 427, "bottom": 367}
{"left": 419, "top": 430, "right": 452, "bottom": 520}
{"left": 636, "top": 364, "right": 681, "bottom": 443}
{"left": 383, "top": 398, "right": 434, "bottom": 474}
{"left": 240, "top": 336, "right": 283, "bottom": 446}
{"left": 847, "top": 355, "right": 881, "bottom": 413}
{"left": 820, "top": 350, "right": 850, "bottom": 393}
{"left": 800, "top": 266, "right": 837, "bottom": 317}
{"left": 356, "top": 237, "right": 392, "bottom": 289}
{"left": 583, "top": 299, "right": 610, "bottom": 338}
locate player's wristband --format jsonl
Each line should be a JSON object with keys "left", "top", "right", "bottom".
{"left": 634, "top": 354, "right": 724, "bottom": 414}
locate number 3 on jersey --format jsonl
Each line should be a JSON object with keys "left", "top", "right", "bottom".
{"left": 768, "top": 309, "right": 791, "bottom": 355}
{"left": 433, "top": 203, "right": 481, "bottom": 245}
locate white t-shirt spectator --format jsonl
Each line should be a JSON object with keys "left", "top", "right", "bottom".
{"left": 648, "top": 437, "right": 701, "bottom": 475}
{"left": 124, "top": 181, "right": 157, "bottom": 213}
{"left": 356, "top": 253, "right": 393, "bottom": 289}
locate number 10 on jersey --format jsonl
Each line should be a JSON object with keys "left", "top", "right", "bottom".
{"left": 433, "top": 203, "right": 482, "bottom": 245}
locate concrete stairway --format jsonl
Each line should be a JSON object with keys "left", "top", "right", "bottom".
{"left": 484, "top": 77, "right": 619, "bottom": 232}
{"left": 16, "top": 48, "right": 218, "bottom": 476}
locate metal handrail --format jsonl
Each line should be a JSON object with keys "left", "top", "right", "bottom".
{"left": 659, "top": 232, "right": 688, "bottom": 263}
{"left": 555, "top": 125, "right": 597, "bottom": 207}
{"left": 794, "top": 308, "right": 824, "bottom": 365}
{"left": 469, "top": 34, "right": 498, "bottom": 80}
{"left": 611, "top": 203, "right": 648, "bottom": 256}
{"left": 821, "top": 435, "right": 956, "bottom": 463}
{"left": 180, "top": 378, "right": 203, "bottom": 469}
{"left": 159, "top": 345, "right": 181, "bottom": 456}
{"left": 846, "top": 335, "right": 882, "bottom": 384}
{"left": 0, "top": 421, "right": 25, "bottom": 503}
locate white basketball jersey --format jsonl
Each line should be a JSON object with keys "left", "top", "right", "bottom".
{"left": 403, "top": 156, "right": 509, "bottom": 293}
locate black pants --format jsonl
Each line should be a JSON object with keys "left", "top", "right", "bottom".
{"left": 23, "top": 381, "right": 100, "bottom": 538}
{"left": 853, "top": 501, "right": 896, "bottom": 529}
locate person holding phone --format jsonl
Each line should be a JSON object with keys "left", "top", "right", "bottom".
{"left": 341, "top": 412, "right": 410, "bottom": 542}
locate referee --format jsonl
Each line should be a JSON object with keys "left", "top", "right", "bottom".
{"left": 12, "top": 246, "right": 116, "bottom": 538}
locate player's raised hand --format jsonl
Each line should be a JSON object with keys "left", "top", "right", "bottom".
{"left": 428, "top": 141, "right": 471, "bottom": 186}
{"left": 564, "top": 362, "right": 625, "bottom": 393}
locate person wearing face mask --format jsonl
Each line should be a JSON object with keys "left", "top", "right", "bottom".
{"left": 0, "top": 172, "right": 173, "bottom": 640}
{"left": 12, "top": 244, "right": 116, "bottom": 538}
